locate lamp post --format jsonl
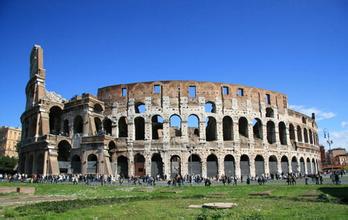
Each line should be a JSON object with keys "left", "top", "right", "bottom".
{"left": 323, "top": 128, "right": 333, "bottom": 170}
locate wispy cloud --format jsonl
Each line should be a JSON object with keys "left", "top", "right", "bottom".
{"left": 330, "top": 130, "right": 348, "bottom": 150}
{"left": 341, "top": 121, "right": 348, "bottom": 128}
{"left": 289, "top": 105, "right": 336, "bottom": 121}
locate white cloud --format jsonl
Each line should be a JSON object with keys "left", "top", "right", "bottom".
{"left": 330, "top": 130, "right": 348, "bottom": 150}
{"left": 289, "top": 105, "right": 336, "bottom": 121}
{"left": 341, "top": 121, "right": 348, "bottom": 128}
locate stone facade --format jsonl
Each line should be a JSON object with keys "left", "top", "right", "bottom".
{"left": 0, "top": 126, "right": 21, "bottom": 157}
{"left": 19, "top": 45, "right": 321, "bottom": 178}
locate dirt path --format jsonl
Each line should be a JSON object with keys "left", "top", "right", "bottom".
{"left": 0, "top": 194, "right": 77, "bottom": 207}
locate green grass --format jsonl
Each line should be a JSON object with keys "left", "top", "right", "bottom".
{"left": 0, "top": 182, "right": 347, "bottom": 219}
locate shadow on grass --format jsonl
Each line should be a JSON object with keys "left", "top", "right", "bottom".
{"left": 318, "top": 187, "right": 348, "bottom": 204}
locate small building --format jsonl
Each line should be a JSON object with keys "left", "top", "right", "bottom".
{"left": 0, "top": 126, "right": 21, "bottom": 157}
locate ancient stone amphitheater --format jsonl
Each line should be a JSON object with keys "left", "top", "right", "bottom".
{"left": 19, "top": 45, "right": 321, "bottom": 179}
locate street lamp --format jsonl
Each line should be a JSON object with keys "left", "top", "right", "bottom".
{"left": 323, "top": 128, "right": 334, "bottom": 169}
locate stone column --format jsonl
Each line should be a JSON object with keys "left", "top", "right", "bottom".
{"left": 128, "top": 150, "right": 134, "bottom": 177}
{"left": 235, "top": 155, "right": 241, "bottom": 178}
{"left": 163, "top": 152, "right": 170, "bottom": 180}
{"left": 288, "top": 159, "right": 292, "bottom": 174}
{"left": 43, "top": 150, "right": 48, "bottom": 176}
{"left": 201, "top": 158, "right": 207, "bottom": 178}
{"left": 249, "top": 156, "right": 255, "bottom": 178}
{"left": 277, "top": 156, "right": 282, "bottom": 174}
{"left": 181, "top": 119, "right": 188, "bottom": 141}
{"left": 304, "top": 159, "right": 308, "bottom": 175}
{"left": 218, "top": 154, "right": 225, "bottom": 177}
{"left": 264, "top": 157, "right": 270, "bottom": 176}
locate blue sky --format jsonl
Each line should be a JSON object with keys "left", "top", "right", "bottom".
{"left": 0, "top": 0, "right": 347, "bottom": 149}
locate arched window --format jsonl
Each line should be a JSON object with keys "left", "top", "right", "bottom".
{"left": 304, "top": 128, "right": 309, "bottom": 143}
{"left": 94, "top": 104, "right": 103, "bottom": 114}
{"left": 279, "top": 122, "right": 287, "bottom": 145}
{"left": 49, "top": 106, "right": 62, "bottom": 135}
{"left": 205, "top": 101, "right": 216, "bottom": 113}
{"left": 267, "top": 121, "right": 276, "bottom": 144}
{"left": 103, "top": 118, "right": 112, "bottom": 135}
{"left": 170, "top": 114, "right": 182, "bottom": 137}
{"left": 63, "top": 120, "right": 69, "bottom": 136}
{"left": 207, "top": 154, "right": 218, "bottom": 177}
{"left": 188, "top": 114, "right": 200, "bottom": 137}
{"left": 309, "top": 129, "right": 313, "bottom": 144}
{"left": 238, "top": 117, "right": 249, "bottom": 138}
{"left": 266, "top": 107, "right": 274, "bottom": 118}
{"left": 134, "top": 117, "right": 145, "bottom": 140}
{"left": 87, "top": 154, "right": 98, "bottom": 174}
{"left": 255, "top": 155, "right": 265, "bottom": 177}
{"left": 206, "top": 116, "right": 217, "bottom": 141}
{"left": 252, "top": 118, "right": 263, "bottom": 140}
{"left": 118, "top": 117, "right": 128, "bottom": 137}
{"left": 94, "top": 117, "right": 102, "bottom": 134}
{"left": 73, "top": 115, "right": 83, "bottom": 134}
{"left": 297, "top": 126, "right": 302, "bottom": 142}
{"left": 152, "top": 115, "right": 163, "bottom": 140}
{"left": 57, "top": 140, "right": 71, "bottom": 173}
{"left": 223, "top": 116, "right": 233, "bottom": 141}
{"left": 135, "top": 102, "right": 146, "bottom": 113}
{"left": 289, "top": 124, "right": 295, "bottom": 140}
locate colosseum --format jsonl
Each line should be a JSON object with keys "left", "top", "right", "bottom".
{"left": 19, "top": 45, "right": 321, "bottom": 179}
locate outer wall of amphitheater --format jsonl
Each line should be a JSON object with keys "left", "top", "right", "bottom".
{"left": 19, "top": 45, "right": 321, "bottom": 179}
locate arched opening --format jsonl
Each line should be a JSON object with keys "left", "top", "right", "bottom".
{"left": 252, "top": 118, "right": 263, "bottom": 140}
{"left": 94, "top": 103, "right": 103, "bottom": 114}
{"left": 170, "top": 114, "right": 182, "bottom": 137}
{"left": 255, "top": 155, "right": 265, "bottom": 177}
{"left": 240, "top": 154, "right": 250, "bottom": 178}
{"left": 281, "top": 156, "right": 289, "bottom": 175}
{"left": 205, "top": 101, "right": 216, "bottom": 113}
{"left": 49, "top": 106, "right": 62, "bottom": 135}
{"left": 134, "top": 154, "right": 145, "bottom": 176}
{"left": 94, "top": 117, "right": 102, "bottom": 135}
{"left": 289, "top": 124, "right": 295, "bottom": 141}
{"left": 207, "top": 154, "right": 218, "bottom": 178}
{"left": 152, "top": 115, "right": 163, "bottom": 140}
{"left": 135, "top": 102, "right": 146, "bottom": 113}
{"left": 103, "top": 118, "right": 112, "bottom": 135}
{"left": 267, "top": 121, "right": 276, "bottom": 144}
{"left": 170, "top": 155, "right": 181, "bottom": 178}
{"left": 238, "top": 117, "right": 249, "bottom": 138}
{"left": 63, "top": 120, "right": 69, "bottom": 136}
{"left": 108, "top": 141, "right": 116, "bottom": 162}
{"left": 279, "top": 122, "right": 287, "bottom": 145}
{"left": 87, "top": 154, "right": 98, "bottom": 174}
{"left": 27, "top": 155, "right": 33, "bottom": 175}
{"left": 297, "top": 126, "right": 303, "bottom": 142}
{"left": 300, "top": 157, "right": 305, "bottom": 175}
{"left": 291, "top": 157, "right": 298, "bottom": 174}
{"left": 304, "top": 128, "right": 309, "bottom": 143}
{"left": 309, "top": 129, "right": 313, "bottom": 144}
{"left": 306, "top": 158, "right": 311, "bottom": 174}
{"left": 302, "top": 117, "right": 306, "bottom": 124}
{"left": 36, "top": 153, "right": 44, "bottom": 174}
{"left": 118, "top": 117, "right": 128, "bottom": 137}
{"left": 223, "top": 116, "right": 233, "bottom": 141}
{"left": 57, "top": 140, "right": 71, "bottom": 173}
{"left": 206, "top": 116, "right": 217, "bottom": 141}
{"left": 224, "top": 155, "right": 235, "bottom": 177}
{"left": 269, "top": 155, "right": 278, "bottom": 176}
{"left": 73, "top": 115, "right": 83, "bottom": 134}
{"left": 134, "top": 117, "right": 145, "bottom": 140}
{"left": 117, "top": 156, "right": 128, "bottom": 178}
{"left": 71, "top": 155, "right": 81, "bottom": 174}
{"left": 151, "top": 153, "right": 163, "bottom": 178}
{"left": 266, "top": 107, "right": 274, "bottom": 118}
{"left": 188, "top": 114, "right": 200, "bottom": 138}
{"left": 312, "top": 158, "right": 317, "bottom": 174}
{"left": 188, "top": 154, "right": 202, "bottom": 176}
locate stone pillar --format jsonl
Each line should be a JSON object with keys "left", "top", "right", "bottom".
{"left": 277, "top": 156, "right": 282, "bottom": 174}
{"left": 264, "top": 158, "right": 270, "bottom": 177}
{"left": 32, "top": 152, "right": 37, "bottom": 174}
{"left": 249, "top": 156, "right": 255, "bottom": 178}
{"left": 43, "top": 150, "right": 48, "bottom": 176}
{"left": 235, "top": 155, "right": 241, "bottom": 179}
{"left": 145, "top": 153, "right": 151, "bottom": 176}
{"left": 304, "top": 159, "right": 308, "bottom": 175}
{"left": 218, "top": 155, "right": 225, "bottom": 177}
{"left": 163, "top": 152, "right": 170, "bottom": 180}
{"left": 128, "top": 150, "right": 134, "bottom": 177}
{"left": 162, "top": 120, "right": 170, "bottom": 145}
{"left": 83, "top": 113, "right": 89, "bottom": 137}
{"left": 182, "top": 153, "right": 188, "bottom": 177}
{"left": 201, "top": 158, "right": 207, "bottom": 178}
{"left": 233, "top": 119, "right": 240, "bottom": 142}
{"left": 145, "top": 118, "right": 151, "bottom": 141}
{"left": 274, "top": 121, "right": 281, "bottom": 146}
{"left": 216, "top": 118, "right": 223, "bottom": 142}
{"left": 199, "top": 121, "right": 206, "bottom": 142}
{"left": 288, "top": 159, "right": 292, "bottom": 174}
{"left": 181, "top": 120, "right": 188, "bottom": 141}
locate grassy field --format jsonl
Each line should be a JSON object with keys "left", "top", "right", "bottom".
{"left": 0, "top": 182, "right": 347, "bottom": 219}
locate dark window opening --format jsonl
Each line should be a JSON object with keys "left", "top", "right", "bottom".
{"left": 238, "top": 117, "right": 249, "bottom": 138}
{"left": 152, "top": 115, "right": 163, "bottom": 140}
{"left": 206, "top": 116, "right": 217, "bottom": 141}
{"left": 222, "top": 86, "right": 229, "bottom": 95}
{"left": 134, "top": 117, "right": 145, "bottom": 140}
{"left": 252, "top": 118, "right": 263, "bottom": 140}
{"left": 266, "top": 107, "right": 274, "bottom": 118}
{"left": 267, "top": 121, "right": 276, "bottom": 144}
{"left": 135, "top": 102, "right": 146, "bottom": 113}
{"left": 265, "top": 94, "right": 271, "bottom": 105}
{"left": 237, "top": 88, "right": 244, "bottom": 97}
{"left": 279, "top": 122, "right": 287, "bottom": 145}
{"left": 118, "top": 117, "right": 128, "bottom": 137}
{"left": 223, "top": 116, "right": 233, "bottom": 141}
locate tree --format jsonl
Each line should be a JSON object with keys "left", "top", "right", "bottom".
{"left": 0, "top": 156, "right": 18, "bottom": 174}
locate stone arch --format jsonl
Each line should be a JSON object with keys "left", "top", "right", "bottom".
{"left": 57, "top": 140, "right": 71, "bottom": 173}
{"left": 279, "top": 122, "right": 287, "bottom": 145}
{"left": 205, "top": 101, "right": 216, "bottom": 113}
{"left": 224, "top": 155, "right": 235, "bottom": 177}
{"left": 170, "top": 114, "right": 182, "bottom": 137}
{"left": 281, "top": 155, "right": 289, "bottom": 175}
{"left": 188, "top": 154, "right": 202, "bottom": 176}
{"left": 269, "top": 155, "right": 278, "bottom": 176}
{"left": 49, "top": 106, "right": 63, "bottom": 135}
{"left": 238, "top": 117, "right": 249, "bottom": 138}
{"left": 118, "top": 116, "right": 128, "bottom": 137}
{"left": 207, "top": 154, "right": 218, "bottom": 178}
{"left": 94, "top": 117, "right": 102, "bottom": 134}
{"left": 206, "top": 116, "right": 217, "bottom": 141}
{"left": 134, "top": 153, "right": 145, "bottom": 176}
{"left": 71, "top": 155, "right": 81, "bottom": 174}
{"left": 170, "top": 155, "right": 181, "bottom": 178}
{"left": 297, "top": 126, "right": 303, "bottom": 142}
{"left": 135, "top": 102, "right": 146, "bottom": 113}
{"left": 93, "top": 103, "right": 103, "bottom": 114}
{"left": 240, "top": 154, "right": 250, "bottom": 178}
{"left": 108, "top": 141, "right": 117, "bottom": 162}
{"left": 151, "top": 153, "right": 164, "bottom": 178}
{"left": 134, "top": 117, "right": 145, "bottom": 140}
{"left": 188, "top": 114, "right": 200, "bottom": 138}
{"left": 152, "top": 115, "right": 164, "bottom": 140}
{"left": 252, "top": 118, "right": 263, "bottom": 140}
{"left": 289, "top": 124, "right": 295, "bottom": 141}
{"left": 73, "top": 115, "right": 83, "bottom": 134}
{"left": 304, "top": 128, "right": 309, "bottom": 143}
{"left": 103, "top": 118, "right": 112, "bottom": 135}
{"left": 255, "top": 155, "right": 265, "bottom": 177}
{"left": 117, "top": 155, "right": 128, "bottom": 178}
{"left": 266, "top": 107, "right": 274, "bottom": 118}
{"left": 291, "top": 156, "right": 298, "bottom": 174}
{"left": 87, "top": 154, "right": 98, "bottom": 174}
{"left": 267, "top": 121, "right": 276, "bottom": 144}
{"left": 223, "top": 116, "right": 233, "bottom": 141}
